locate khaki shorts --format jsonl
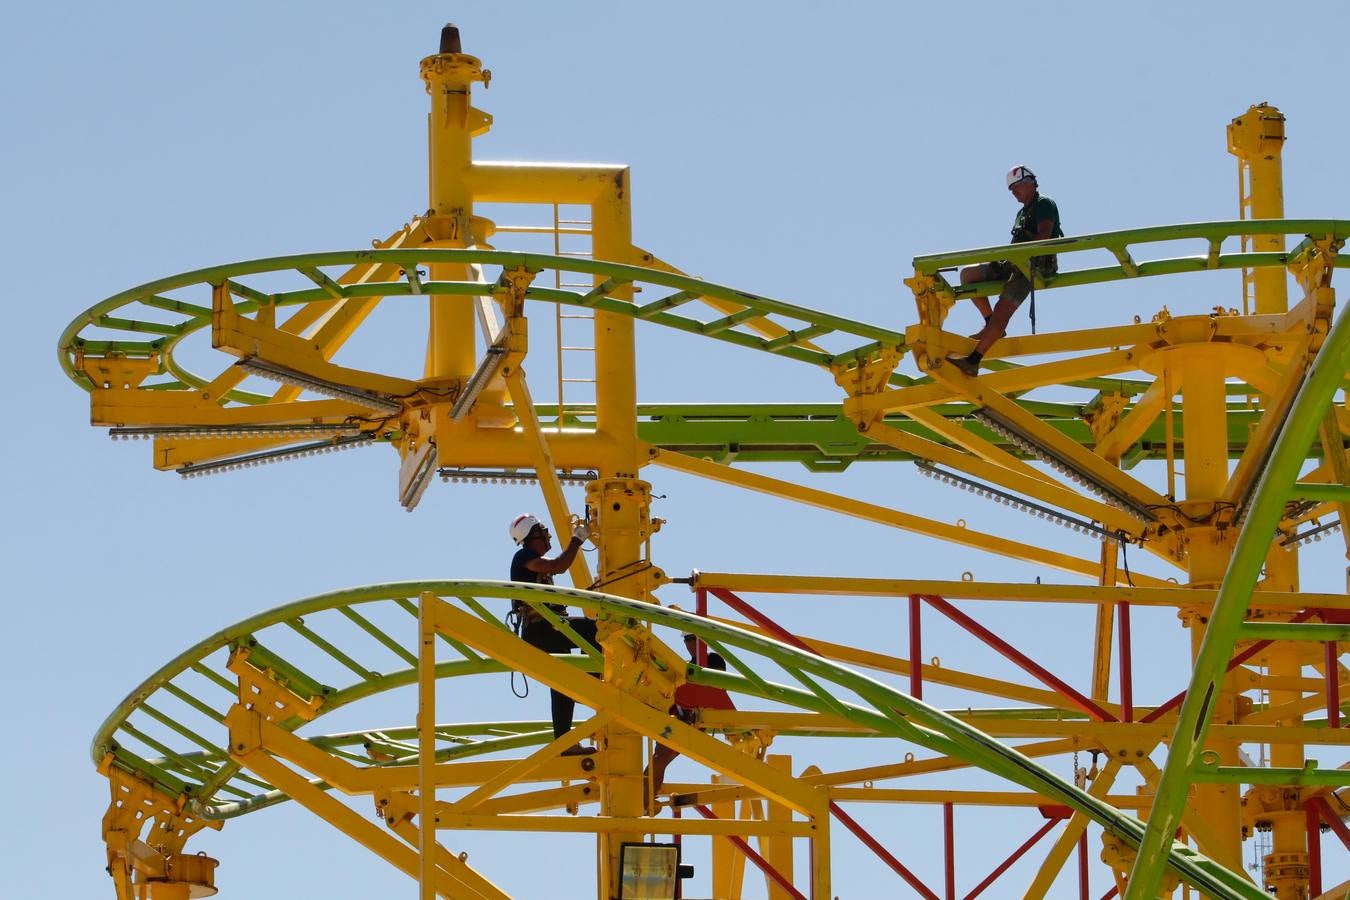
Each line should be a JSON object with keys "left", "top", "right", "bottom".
{"left": 972, "top": 257, "right": 1056, "bottom": 307}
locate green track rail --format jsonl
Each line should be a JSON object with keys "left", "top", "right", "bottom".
{"left": 1126, "top": 250, "right": 1350, "bottom": 897}
{"left": 94, "top": 580, "right": 1266, "bottom": 898}
{"left": 57, "top": 220, "right": 1348, "bottom": 472}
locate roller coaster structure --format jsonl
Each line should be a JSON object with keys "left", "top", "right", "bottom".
{"left": 64, "top": 26, "right": 1350, "bottom": 900}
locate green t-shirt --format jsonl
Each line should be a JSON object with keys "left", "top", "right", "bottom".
{"left": 1012, "top": 193, "right": 1062, "bottom": 274}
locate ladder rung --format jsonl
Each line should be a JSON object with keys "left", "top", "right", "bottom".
{"left": 560, "top": 346, "right": 595, "bottom": 351}
{"left": 562, "top": 378, "right": 597, "bottom": 384}
{"left": 558, "top": 251, "right": 593, "bottom": 258}
{"left": 560, "top": 314, "right": 595, "bottom": 320}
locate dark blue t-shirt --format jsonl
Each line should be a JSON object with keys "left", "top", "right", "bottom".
{"left": 511, "top": 546, "right": 551, "bottom": 585}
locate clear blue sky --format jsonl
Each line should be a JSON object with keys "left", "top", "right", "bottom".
{"left": 4, "top": 2, "right": 1348, "bottom": 897}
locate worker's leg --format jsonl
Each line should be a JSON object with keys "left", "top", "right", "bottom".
{"left": 550, "top": 687, "right": 576, "bottom": 739}
{"left": 568, "top": 616, "right": 601, "bottom": 656}
{"left": 971, "top": 295, "right": 1018, "bottom": 357}
{"left": 947, "top": 268, "right": 1029, "bottom": 375}
{"left": 959, "top": 264, "right": 994, "bottom": 333}
{"left": 648, "top": 744, "right": 678, "bottom": 795}
{"left": 970, "top": 270, "right": 1030, "bottom": 356}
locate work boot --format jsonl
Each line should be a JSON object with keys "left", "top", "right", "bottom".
{"left": 946, "top": 354, "right": 980, "bottom": 377}
{"left": 560, "top": 744, "right": 597, "bottom": 756}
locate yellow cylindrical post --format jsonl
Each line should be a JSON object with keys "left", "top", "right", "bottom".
{"left": 420, "top": 25, "right": 491, "bottom": 381}
{"left": 1175, "top": 345, "right": 1243, "bottom": 871}
{"left": 1228, "top": 103, "right": 1288, "bottom": 314}
{"left": 1260, "top": 547, "right": 1310, "bottom": 899}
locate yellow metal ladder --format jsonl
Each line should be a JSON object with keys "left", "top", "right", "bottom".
{"left": 1236, "top": 156, "right": 1257, "bottom": 317}
{"left": 552, "top": 203, "right": 596, "bottom": 430}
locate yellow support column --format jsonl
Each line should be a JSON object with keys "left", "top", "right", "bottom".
{"left": 418, "top": 591, "right": 438, "bottom": 900}
{"left": 588, "top": 159, "right": 656, "bottom": 897}
{"left": 763, "top": 754, "right": 796, "bottom": 900}
{"left": 420, "top": 24, "right": 491, "bottom": 381}
{"left": 1175, "top": 344, "right": 1244, "bottom": 872}
{"left": 1228, "top": 103, "right": 1288, "bottom": 314}
{"left": 1258, "top": 548, "right": 1310, "bottom": 899}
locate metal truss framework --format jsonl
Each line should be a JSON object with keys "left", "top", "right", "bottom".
{"left": 63, "top": 28, "right": 1350, "bottom": 900}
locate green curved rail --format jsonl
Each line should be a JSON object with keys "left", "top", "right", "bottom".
{"left": 58, "top": 249, "right": 907, "bottom": 400}
{"left": 95, "top": 579, "right": 1264, "bottom": 898}
{"left": 1126, "top": 256, "right": 1350, "bottom": 897}
{"left": 60, "top": 219, "right": 1342, "bottom": 400}
{"left": 912, "top": 217, "right": 1348, "bottom": 296}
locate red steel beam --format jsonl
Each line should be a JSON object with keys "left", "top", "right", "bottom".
{"left": 1312, "top": 796, "right": 1350, "bottom": 854}
{"left": 962, "top": 817, "right": 1058, "bottom": 900}
{"left": 1078, "top": 830, "right": 1089, "bottom": 899}
{"left": 707, "top": 587, "right": 821, "bottom": 656}
{"left": 693, "top": 804, "right": 804, "bottom": 900}
{"left": 944, "top": 802, "right": 956, "bottom": 900}
{"left": 922, "top": 594, "right": 1116, "bottom": 722}
{"left": 694, "top": 587, "right": 709, "bottom": 667}
{"left": 1308, "top": 801, "right": 1324, "bottom": 897}
{"left": 829, "top": 802, "right": 941, "bottom": 900}
{"left": 1327, "top": 640, "right": 1340, "bottom": 729}
{"left": 1118, "top": 601, "right": 1134, "bottom": 722}
{"left": 1141, "top": 608, "right": 1316, "bottom": 723}
{"left": 910, "top": 593, "right": 924, "bottom": 700}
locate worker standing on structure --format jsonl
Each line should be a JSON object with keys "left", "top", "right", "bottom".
{"left": 508, "top": 513, "right": 602, "bottom": 755}
{"left": 646, "top": 631, "right": 733, "bottom": 801}
{"left": 947, "top": 165, "right": 1063, "bottom": 376}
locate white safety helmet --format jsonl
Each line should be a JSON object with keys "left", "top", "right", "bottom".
{"left": 509, "top": 513, "right": 543, "bottom": 544}
{"left": 1006, "top": 165, "right": 1037, "bottom": 189}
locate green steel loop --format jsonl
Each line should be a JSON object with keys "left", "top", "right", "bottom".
{"left": 911, "top": 217, "right": 1349, "bottom": 288}
{"left": 1125, "top": 276, "right": 1350, "bottom": 897}
{"left": 95, "top": 579, "right": 1264, "bottom": 898}
{"left": 58, "top": 248, "right": 906, "bottom": 393}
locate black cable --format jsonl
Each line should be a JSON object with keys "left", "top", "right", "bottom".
{"left": 506, "top": 607, "right": 529, "bottom": 698}
{"left": 1117, "top": 531, "right": 1136, "bottom": 588}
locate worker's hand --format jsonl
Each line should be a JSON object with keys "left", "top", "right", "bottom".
{"left": 571, "top": 521, "right": 592, "bottom": 544}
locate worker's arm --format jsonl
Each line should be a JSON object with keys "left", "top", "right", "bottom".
{"left": 524, "top": 522, "right": 592, "bottom": 575}
{"left": 1034, "top": 218, "right": 1055, "bottom": 240}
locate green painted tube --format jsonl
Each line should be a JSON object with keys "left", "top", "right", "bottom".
{"left": 1125, "top": 293, "right": 1350, "bottom": 898}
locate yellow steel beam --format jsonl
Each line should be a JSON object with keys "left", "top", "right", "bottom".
{"left": 504, "top": 368, "right": 593, "bottom": 587}
{"left": 693, "top": 617, "right": 1107, "bottom": 716}
{"left": 1317, "top": 408, "right": 1350, "bottom": 555}
{"left": 468, "top": 162, "right": 628, "bottom": 205}
{"left": 827, "top": 786, "right": 1149, "bottom": 809}
{"left": 429, "top": 810, "right": 812, "bottom": 837}
{"left": 649, "top": 448, "right": 1165, "bottom": 585}
{"left": 1241, "top": 680, "right": 1350, "bottom": 726}
{"left": 904, "top": 405, "right": 1053, "bottom": 483}
{"left": 948, "top": 373, "right": 1174, "bottom": 513}
{"left": 90, "top": 394, "right": 369, "bottom": 428}
{"left": 862, "top": 417, "right": 1146, "bottom": 537}
{"left": 426, "top": 597, "right": 826, "bottom": 816}
{"left": 1223, "top": 334, "right": 1311, "bottom": 505}
{"left": 200, "top": 222, "right": 422, "bottom": 402}
{"left": 1091, "top": 543, "right": 1119, "bottom": 700}
{"left": 446, "top": 712, "right": 614, "bottom": 814}
{"left": 1025, "top": 758, "right": 1123, "bottom": 898}
{"left": 275, "top": 220, "right": 432, "bottom": 402}
{"left": 418, "top": 592, "right": 437, "bottom": 900}
{"left": 688, "top": 572, "right": 1348, "bottom": 610}
{"left": 1094, "top": 376, "right": 1172, "bottom": 463}
{"left": 471, "top": 784, "right": 591, "bottom": 816}
{"left": 854, "top": 347, "right": 1142, "bottom": 417}
{"left": 228, "top": 718, "right": 505, "bottom": 899}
